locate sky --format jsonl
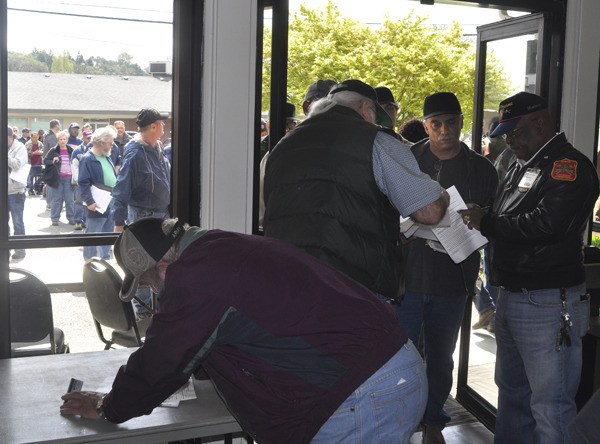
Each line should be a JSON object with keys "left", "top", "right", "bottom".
{"left": 7, "top": 0, "right": 173, "bottom": 68}
{"left": 6, "top": 0, "right": 531, "bottom": 89}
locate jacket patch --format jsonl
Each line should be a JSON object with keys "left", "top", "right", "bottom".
{"left": 551, "top": 159, "right": 577, "bottom": 181}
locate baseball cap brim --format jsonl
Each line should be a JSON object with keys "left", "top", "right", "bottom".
{"left": 375, "top": 105, "right": 393, "bottom": 128}
{"left": 120, "top": 273, "right": 141, "bottom": 302}
{"left": 113, "top": 235, "right": 142, "bottom": 302}
{"left": 489, "top": 117, "right": 520, "bottom": 137}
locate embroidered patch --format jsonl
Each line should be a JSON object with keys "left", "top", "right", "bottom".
{"left": 551, "top": 159, "right": 577, "bottom": 181}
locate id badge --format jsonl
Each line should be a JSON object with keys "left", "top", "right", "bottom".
{"left": 518, "top": 168, "right": 540, "bottom": 193}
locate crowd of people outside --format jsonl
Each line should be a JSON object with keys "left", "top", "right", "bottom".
{"left": 7, "top": 77, "right": 599, "bottom": 443}
{"left": 7, "top": 110, "right": 171, "bottom": 320}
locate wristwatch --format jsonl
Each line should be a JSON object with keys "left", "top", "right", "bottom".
{"left": 95, "top": 394, "right": 108, "bottom": 420}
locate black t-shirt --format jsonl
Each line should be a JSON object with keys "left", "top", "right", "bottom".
{"left": 404, "top": 147, "right": 480, "bottom": 297}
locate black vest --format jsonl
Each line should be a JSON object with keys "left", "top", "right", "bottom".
{"left": 264, "top": 105, "right": 402, "bottom": 298}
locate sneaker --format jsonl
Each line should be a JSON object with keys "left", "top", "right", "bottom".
{"left": 473, "top": 307, "right": 495, "bottom": 330}
{"left": 74, "top": 222, "right": 83, "bottom": 230}
{"left": 68, "top": 220, "right": 76, "bottom": 225}
{"left": 422, "top": 425, "right": 446, "bottom": 444}
{"left": 11, "top": 251, "right": 26, "bottom": 260}
{"left": 51, "top": 221, "right": 59, "bottom": 226}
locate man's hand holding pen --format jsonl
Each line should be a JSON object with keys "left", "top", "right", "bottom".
{"left": 458, "top": 204, "right": 488, "bottom": 231}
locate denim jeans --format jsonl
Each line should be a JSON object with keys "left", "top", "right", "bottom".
{"left": 395, "top": 290, "right": 468, "bottom": 427}
{"left": 312, "top": 341, "right": 427, "bottom": 444}
{"left": 73, "top": 186, "right": 85, "bottom": 224}
{"left": 474, "top": 246, "right": 498, "bottom": 313}
{"left": 83, "top": 216, "right": 115, "bottom": 260}
{"left": 127, "top": 207, "right": 169, "bottom": 316}
{"left": 494, "top": 284, "right": 589, "bottom": 444}
{"left": 8, "top": 192, "right": 26, "bottom": 255}
{"left": 27, "top": 165, "right": 43, "bottom": 192}
{"left": 48, "top": 177, "right": 75, "bottom": 223}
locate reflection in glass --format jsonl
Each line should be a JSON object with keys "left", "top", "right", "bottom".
{"left": 468, "top": 32, "right": 539, "bottom": 408}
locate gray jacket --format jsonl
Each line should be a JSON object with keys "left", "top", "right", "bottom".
{"left": 8, "top": 139, "right": 27, "bottom": 194}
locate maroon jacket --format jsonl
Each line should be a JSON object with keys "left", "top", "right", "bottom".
{"left": 104, "top": 230, "right": 406, "bottom": 443}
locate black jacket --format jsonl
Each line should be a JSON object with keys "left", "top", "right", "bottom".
{"left": 42, "top": 144, "right": 74, "bottom": 188}
{"left": 480, "top": 133, "right": 599, "bottom": 290}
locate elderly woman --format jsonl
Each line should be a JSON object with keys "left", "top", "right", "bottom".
{"left": 43, "top": 130, "right": 75, "bottom": 226}
{"left": 78, "top": 126, "right": 118, "bottom": 260}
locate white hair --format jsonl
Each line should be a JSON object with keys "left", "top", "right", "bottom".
{"left": 91, "top": 126, "right": 117, "bottom": 145}
{"left": 308, "top": 90, "right": 374, "bottom": 122}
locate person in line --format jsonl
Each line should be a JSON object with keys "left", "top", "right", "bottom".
{"left": 399, "top": 118, "right": 428, "bottom": 144}
{"left": 68, "top": 123, "right": 86, "bottom": 231}
{"left": 397, "top": 92, "right": 498, "bottom": 444}
{"left": 18, "top": 127, "right": 30, "bottom": 145}
{"left": 60, "top": 217, "right": 428, "bottom": 443}
{"left": 473, "top": 116, "right": 511, "bottom": 333}
{"left": 7, "top": 126, "right": 28, "bottom": 260}
{"left": 374, "top": 86, "right": 399, "bottom": 130}
{"left": 263, "top": 79, "right": 449, "bottom": 302}
{"left": 25, "top": 130, "right": 44, "bottom": 195}
{"left": 459, "top": 91, "right": 599, "bottom": 444}
{"left": 112, "top": 120, "right": 132, "bottom": 161}
{"left": 42, "top": 119, "right": 61, "bottom": 156}
{"left": 78, "top": 126, "right": 118, "bottom": 260}
{"left": 301, "top": 78, "right": 337, "bottom": 116}
{"left": 111, "top": 108, "right": 171, "bottom": 319}
{"left": 43, "top": 130, "right": 75, "bottom": 227}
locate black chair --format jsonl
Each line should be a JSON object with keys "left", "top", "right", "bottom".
{"left": 83, "top": 258, "right": 150, "bottom": 350}
{"left": 9, "top": 268, "right": 69, "bottom": 357}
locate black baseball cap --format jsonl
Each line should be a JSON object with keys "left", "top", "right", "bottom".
{"left": 136, "top": 108, "right": 170, "bottom": 128}
{"left": 114, "top": 218, "right": 184, "bottom": 302}
{"left": 423, "top": 92, "right": 462, "bottom": 120}
{"left": 329, "top": 79, "right": 392, "bottom": 127}
{"left": 489, "top": 92, "right": 548, "bottom": 137}
{"left": 304, "top": 79, "right": 337, "bottom": 102}
{"left": 374, "top": 86, "right": 398, "bottom": 108}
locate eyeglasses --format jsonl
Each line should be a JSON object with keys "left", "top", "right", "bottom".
{"left": 502, "top": 121, "right": 528, "bottom": 141}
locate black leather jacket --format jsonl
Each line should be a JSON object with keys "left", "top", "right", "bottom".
{"left": 480, "top": 133, "right": 599, "bottom": 290}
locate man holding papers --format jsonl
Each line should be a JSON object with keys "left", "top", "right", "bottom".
{"left": 459, "top": 92, "right": 599, "bottom": 444}
{"left": 397, "top": 92, "right": 498, "bottom": 444}
{"left": 7, "top": 126, "right": 29, "bottom": 260}
{"left": 78, "top": 126, "right": 118, "bottom": 260}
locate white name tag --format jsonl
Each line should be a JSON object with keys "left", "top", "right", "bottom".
{"left": 518, "top": 168, "right": 540, "bottom": 192}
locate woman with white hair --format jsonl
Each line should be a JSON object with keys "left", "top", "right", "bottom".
{"left": 78, "top": 126, "right": 118, "bottom": 260}
{"left": 43, "top": 130, "right": 75, "bottom": 226}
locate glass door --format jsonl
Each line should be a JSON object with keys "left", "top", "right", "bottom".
{"left": 456, "top": 12, "right": 559, "bottom": 430}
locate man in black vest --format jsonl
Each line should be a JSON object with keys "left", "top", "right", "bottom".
{"left": 263, "top": 79, "right": 449, "bottom": 302}
{"left": 398, "top": 92, "right": 498, "bottom": 444}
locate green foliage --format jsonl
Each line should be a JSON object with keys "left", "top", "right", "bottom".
{"left": 270, "top": 1, "right": 510, "bottom": 133}
{"left": 592, "top": 235, "right": 600, "bottom": 249}
{"left": 8, "top": 50, "right": 147, "bottom": 76}
{"left": 7, "top": 52, "right": 48, "bottom": 72}
{"left": 51, "top": 52, "right": 75, "bottom": 73}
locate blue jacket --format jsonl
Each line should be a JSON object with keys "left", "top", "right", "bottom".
{"left": 110, "top": 139, "right": 170, "bottom": 226}
{"left": 78, "top": 150, "right": 117, "bottom": 219}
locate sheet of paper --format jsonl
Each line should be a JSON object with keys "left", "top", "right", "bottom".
{"left": 432, "top": 185, "right": 488, "bottom": 264}
{"left": 95, "top": 376, "right": 197, "bottom": 408}
{"left": 9, "top": 164, "right": 31, "bottom": 185}
{"left": 400, "top": 207, "right": 451, "bottom": 240}
{"left": 90, "top": 185, "right": 112, "bottom": 214}
{"left": 160, "top": 378, "right": 197, "bottom": 408}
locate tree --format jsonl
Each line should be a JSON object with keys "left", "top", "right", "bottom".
{"left": 276, "top": 1, "right": 510, "bottom": 133}
{"left": 51, "top": 52, "right": 75, "bottom": 73}
{"left": 7, "top": 52, "right": 48, "bottom": 72}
